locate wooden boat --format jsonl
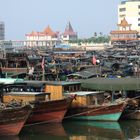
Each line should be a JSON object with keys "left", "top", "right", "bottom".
{"left": 121, "top": 99, "right": 140, "bottom": 120}
{"left": 2, "top": 81, "right": 76, "bottom": 124}
{"left": 121, "top": 109, "right": 140, "bottom": 120}
{"left": 26, "top": 96, "right": 74, "bottom": 124}
{"left": 65, "top": 91, "right": 126, "bottom": 121}
{"left": 0, "top": 52, "right": 28, "bottom": 78}
{"left": 0, "top": 104, "right": 31, "bottom": 136}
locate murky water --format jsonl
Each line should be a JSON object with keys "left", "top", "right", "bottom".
{"left": 1, "top": 120, "right": 140, "bottom": 140}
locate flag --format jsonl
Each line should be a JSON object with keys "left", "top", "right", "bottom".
{"left": 41, "top": 57, "right": 45, "bottom": 69}
{"left": 92, "top": 56, "right": 96, "bottom": 65}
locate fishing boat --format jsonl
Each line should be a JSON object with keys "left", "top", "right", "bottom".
{"left": 26, "top": 95, "right": 74, "bottom": 124}
{"left": 2, "top": 82, "right": 75, "bottom": 124}
{"left": 0, "top": 103, "right": 31, "bottom": 136}
{"left": 121, "top": 98, "right": 140, "bottom": 120}
{"left": 65, "top": 91, "right": 126, "bottom": 121}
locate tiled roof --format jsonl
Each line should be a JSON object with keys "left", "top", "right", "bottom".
{"left": 43, "top": 25, "right": 57, "bottom": 36}
{"left": 26, "top": 25, "right": 57, "bottom": 37}
{"left": 62, "top": 22, "right": 77, "bottom": 36}
{"left": 118, "top": 18, "right": 131, "bottom": 27}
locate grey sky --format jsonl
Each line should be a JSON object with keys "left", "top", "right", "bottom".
{"left": 0, "top": 0, "right": 122, "bottom": 40}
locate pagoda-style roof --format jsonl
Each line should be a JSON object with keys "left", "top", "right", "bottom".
{"left": 26, "top": 31, "right": 38, "bottom": 36}
{"left": 26, "top": 25, "right": 57, "bottom": 37}
{"left": 43, "top": 25, "right": 57, "bottom": 36}
{"left": 117, "top": 18, "right": 131, "bottom": 27}
{"left": 110, "top": 18, "right": 138, "bottom": 42}
{"left": 62, "top": 22, "right": 77, "bottom": 36}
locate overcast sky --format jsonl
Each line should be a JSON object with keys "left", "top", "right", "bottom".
{"left": 0, "top": 0, "right": 122, "bottom": 40}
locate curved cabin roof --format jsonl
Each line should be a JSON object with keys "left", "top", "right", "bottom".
{"left": 81, "top": 78, "right": 140, "bottom": 91}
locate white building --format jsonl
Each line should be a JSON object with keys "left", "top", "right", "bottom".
{"left": 61, "top": 22, "right": 78, "bottom": 43}
{"left": 118, "top": 0, "right": 140, "bottom": 33}
{"left": 0, "top": 22, "right": 5, "bottom": 40}
{"left": 25, "top": 26, "right": 60, "bottom": 48}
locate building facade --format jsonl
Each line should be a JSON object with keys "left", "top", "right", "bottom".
{"left": 0, "top": 22, "right": 5, "bottom": 40}
{"left": 118, "top": 0, "right": 140, "bottom": 33}
{"left": 25, "top": 26, "right": 60, "bottom": 48}
{"left": 110, "top": 18, "right": 138, "bottom": 44}
{"left": 61, "top": 22, "right": 78, "bottom": 43}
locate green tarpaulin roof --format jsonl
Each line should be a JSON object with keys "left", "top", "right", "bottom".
{"left": 81, "top": 78, "right": 140, "bottom": 91}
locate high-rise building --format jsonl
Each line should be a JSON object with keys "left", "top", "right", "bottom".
{"left": 118, "top": 0, "right": 140, "bottom": 33}
{"left": 0, "top": 22, "right": 5, "bottom": 40}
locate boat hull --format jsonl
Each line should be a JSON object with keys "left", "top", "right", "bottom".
{"left": 121, "top": 109, "right": 140, "bottom": 120}
{"left": 0, "top": 105, "right": 31, "bottom": 136}
{"left": 66, "top": 103, "right": 125, "bottom": 121}
{"left": 27, "top": 97, "right": 73, "bottom": 124}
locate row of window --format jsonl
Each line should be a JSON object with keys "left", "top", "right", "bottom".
{"left": 120, "top": 5, "right": 140, "bottom": 12}
{"left": 111, "top": 34, "right": 137, "bottom": 38}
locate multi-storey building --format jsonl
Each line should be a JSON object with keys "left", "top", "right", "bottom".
{"left": 25, "top": 26, "right": 60, "bottom": 48}
{"left": 0, "top": 22, "right": 5, "bottom": 40}
{"left": 61, "top": 22, "right": 77, "bottom": 43}
{"left": 110, "top": 18, "right": 138, "bottom": 44}
{"left": 118, "top": 0, "right": 140, "bottom": 33}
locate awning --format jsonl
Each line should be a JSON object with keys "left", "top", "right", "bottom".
{"left": 81, "top": 77, "right": 140, "bottom": 91}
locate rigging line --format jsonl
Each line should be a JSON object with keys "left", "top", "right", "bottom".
{"left": 25, "top": 102, "right": 124, "bottom": 127}
{"left": 25, "top": 95, "right": 140, "bottom": 127}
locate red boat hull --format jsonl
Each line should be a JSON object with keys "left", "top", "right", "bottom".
{"left": 27, "top": 109, "right": 67, "bottom": 123}
{"left": 0, "top": 121, "right": 25, "bottom": 136}
{"left": 27, "top": 96, "right": 73, "bottom": 124}
{"left": 0, "top": 105, "right": 31, "bottom": 136}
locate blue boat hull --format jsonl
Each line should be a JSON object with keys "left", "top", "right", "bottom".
{"left": 72, "top": 112, "right": 122, "bottom": 121}
{"left": 66, "top": 103, "right": 125, "bottom": 121}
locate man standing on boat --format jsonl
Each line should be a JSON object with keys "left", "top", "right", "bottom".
{"left": 28, "top": 65, "right": 34, "bottom": 80}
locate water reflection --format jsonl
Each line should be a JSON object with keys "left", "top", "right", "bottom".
{"left": 120, "top": 120, "right": 140, "bottom": 139}
{"left": 1, "top": 121, "right": 140, "bottom": 140}
{"left": 20, "top": 123, "right": 69, "bottom": 140}
{"left": 64, "top": 121, "right": 124, "bottom": 140}
{"left": 0, "top": 136, "right": 19, "bottom": 140}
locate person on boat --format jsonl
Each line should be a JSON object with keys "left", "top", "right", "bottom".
{"left": 28, "top": 65, "right": 34, "bottom": 80}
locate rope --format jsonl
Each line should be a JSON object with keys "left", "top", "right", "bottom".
{"left": 25, "top": 102, "right": 123, "bottom": 127}
{"left": 64, "top": 104, "right": 120, "bottom": 119}
{"left": 25, "top": 95, "right": 140, "bottom": 127}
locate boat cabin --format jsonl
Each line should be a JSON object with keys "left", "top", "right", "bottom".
{"left": 1, "top": 80, "right": 81, "bottom": 102}
{"left": 44, "top": 81, "right": 81, "bottom": 100}
{"left": 1, "top": 82, "right": 50, "bottom": 103}
{"left": 68, "top": 91, "right": 111, "bottom": 107}
{"left": 3, "top": 92, "right": 50, "bottom": 103}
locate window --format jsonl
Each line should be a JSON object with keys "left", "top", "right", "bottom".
{"left": 138, "top": 18, "right": 140, "bottom": 21}
{"left": 138, "top": 23, "right": 140, "bottom": 26}
{"left": 138, "top": 5, "right": 140, "bottom": 9}
{"left": 120, "top": 14, "right": 126, "bottom": 18}
{"left": 119, "top": 8, "right": 126, "bottom": 12}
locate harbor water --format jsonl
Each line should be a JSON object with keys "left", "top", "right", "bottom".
{"left": 1, "top": 120, "right": 140, "bottom": 140}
